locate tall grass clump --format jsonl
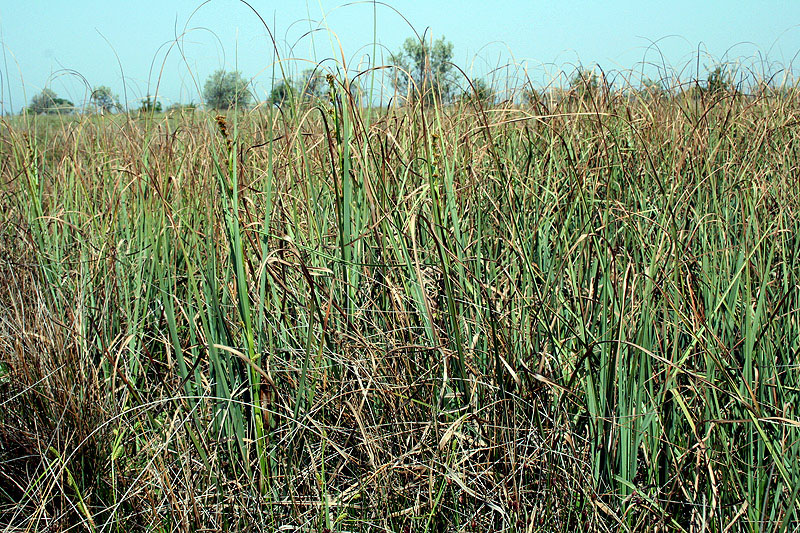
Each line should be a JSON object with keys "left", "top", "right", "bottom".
{"left": 1, "top": 65, "right": 799, "bottom": 531}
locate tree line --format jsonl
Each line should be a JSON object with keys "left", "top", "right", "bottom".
{"left": 21, "top": 36, "right": 756, "bottom": 115}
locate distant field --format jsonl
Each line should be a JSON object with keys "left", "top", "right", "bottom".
{"left": 1, "top": 85, "right": 799, "bottom": 531}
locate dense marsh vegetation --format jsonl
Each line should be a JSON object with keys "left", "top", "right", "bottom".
{"left": 1, "top": 74, "right": 800, "bottom": 531}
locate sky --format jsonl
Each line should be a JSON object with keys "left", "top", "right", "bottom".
{"left": 1, "top": 0, "right": 799, "bottom": 112}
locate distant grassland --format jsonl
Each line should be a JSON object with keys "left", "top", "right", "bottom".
{"left": 1, "top": 85, "right": 800, "bottom": 532}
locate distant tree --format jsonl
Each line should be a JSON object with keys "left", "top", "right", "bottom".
{"left": 139, "top": 96, "right": 162, "bottom": 113}
{"left": 203, "top": 70, "right": 251, "bottom": 110}
{"left": 299, "top": 69, "right": 328, "bottom": 101}
{"left": 27, "top": 88, "right": 74, "bottom": 114}
{"left": 705, "top": 66, "right": 734, "bottom": 95}
{"left": 389, "top": 36, "right": 456, "bottom": 104}
{"left": 568, "top": 69, "right": 600, "bottom": 101}
{"left": 462, "top": 77, "right": 492, "bottom": 104}
{"left": 268, "top": 80, "right": 296, "bottom": 107}
{"left": 90, "top": 85, "right": 118, "bottom": 113}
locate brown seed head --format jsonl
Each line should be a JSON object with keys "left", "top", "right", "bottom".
{"left": 215, "top": 114, "right": 229, "bottom": 139}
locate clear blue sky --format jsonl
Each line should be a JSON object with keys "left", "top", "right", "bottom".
{"left": 1, "top": 1, "right": 799, "bottom": 112}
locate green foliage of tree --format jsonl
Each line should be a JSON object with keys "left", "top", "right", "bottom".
{"left": 706, "top": 66, "right": 734, "bottom": 95}
{"left": 91, "top": 86, "right": 118, "bottom": 113}
{"left": 389, "top": 36, "right": 455, "bottom": 104}
{"left": 267, "top": 70, "right": 333, "bottom": 108}
{"left": 268, "top": 80, "right": 296, "bottom": 107}
{"left": 568, "top": 69, "right": 600, "bottom": 101}
{"left": 299, "top": 69, "right": 328, "bottom": 100}
{"left": 203, "top": 70, "right": 251, "bottom": 110}
{"left": 139, "top": 96, "right": 162, "bottom": 113}
{"left": 462, "top": 78, "right": 492, "bottom": 104}
{"left": 26, "top": 88, "right": 74, "bottom": 114}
